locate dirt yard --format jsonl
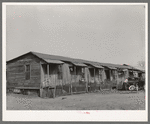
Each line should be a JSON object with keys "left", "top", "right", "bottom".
{"left": 7, "top": 90, "right": 145, "bottom": 110}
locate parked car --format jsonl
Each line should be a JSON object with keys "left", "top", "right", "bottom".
{"left": 122, "top": 77, "right": 139, "bottom": 91}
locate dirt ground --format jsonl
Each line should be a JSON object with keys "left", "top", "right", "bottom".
{"left": 7, "top": 90, "right": 145, "bottom": 110}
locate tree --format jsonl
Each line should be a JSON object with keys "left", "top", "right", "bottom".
{"left": 138, "top": 61, "right": 145, "bottom": 70}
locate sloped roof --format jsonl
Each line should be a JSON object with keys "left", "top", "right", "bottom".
{"left": 7, "top": 51, "right": 136, "bottom": 70}
{"left": 32, "top": 51, "right": 75, "bottom": 62}
{"left": 123, "top": 64, "right": 145, "bottom": 72}
{"left": 91, "top": 65, "right": 104, "bottom": 69}
{"left": 106, "top": 66, "right": 117, "bottom": 70}
{"left": 43, "top": 59, "right": 64, "bottom": 64}
{"left": 71, "top": 62, "right": 87, "bottom": 67}
{"left": 31, "top": 52, "right": 123, "bottom": 68}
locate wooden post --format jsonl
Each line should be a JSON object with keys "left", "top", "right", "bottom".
{"left": 99, "top": 69, "right": 100, "bottom": 91}
{"left": 94, "top": 68, "right": 96, "bottom": 92}
{"left": 53, "top": 74, "right": 56, "bottom": 98}
{"left": 102, "top": 68, "right": 104, "bottom": 82}
{"left": 70, "top": 67, "right": 72, "bottom": 95}
{"left": 75, "top": 66, "right": 77, "bottom": 92}
{"left": 116, "top": 70, "right": 118, "bottom": 89}
{"left": 110, "top": 70, "right": 111, "bottom": 81}
{"left": 87, "top": 67, "right": 89, "bottom": 93}
{"left": 110, "top": 70, "right": 112, "bottom": 90}
{"left": 74, "top": 66, "right": 76, "bottom": 82}
{"left": 47, "top": 64, "right": 49, "bottom": 78}
{"left": 40, "top": 62, "right": 43, "bottom": 98}
{"left": 47, "top": 64, "right": 49, "bottom": 97}
{"left": 94, "top": 68, "right": 95, "bottom": 82}
{"left": 53, "top": 65, "right": 56, "bottom": 99}
{"left": 61, "top": 64, "right": 63, "bottom": 94}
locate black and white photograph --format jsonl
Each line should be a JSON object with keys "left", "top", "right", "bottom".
{"left": 2, "top": 2, "right": 148, "bottom": 121}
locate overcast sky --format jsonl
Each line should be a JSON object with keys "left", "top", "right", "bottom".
{"left": 6, "top": 5, "right": 145, "bottom": 67}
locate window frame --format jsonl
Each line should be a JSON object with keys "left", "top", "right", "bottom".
{"left": 25, "top": 64, "right": 31, "bottom": 80}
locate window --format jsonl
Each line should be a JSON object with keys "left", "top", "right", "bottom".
{"left": 69, "top": 66, "right": 74, "bottom": 75}
{"left": 25, "top": 65, "right": 30, "bottom": 80}
{"left": 69, "top": 67, "right": 74, "bottom": 72}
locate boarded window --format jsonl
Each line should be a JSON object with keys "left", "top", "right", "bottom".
{"left": 25, "top": 65, "right": 30, "bottom": 80}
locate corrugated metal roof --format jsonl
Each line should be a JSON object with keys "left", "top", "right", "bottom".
{"left": 43, "top": 59, "right": 64, "bottom": 64}
{"left": 72, "top": 62, "right": 87, "bottom": 67}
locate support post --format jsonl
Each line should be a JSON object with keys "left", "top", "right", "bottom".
{"left": 110, "top": 70, "right": 112, "bottom": 81}
{"left": 94, "top": 68, "right": 96, "bottom": 92}
{"left": 74, "top": 66, "right": 77, "bottom": 92}
{"left": 94, "top": 68, "right": 95, "bottom": 82}
{"left": 53, "top": 75, "right": 56, "bottom": 98}
{"left": 116, "top": 70, "right": 119, "bottom": 89}
{"left": 47, "top": 64, "right": 49, "bottom": 97}
{"left": 87, "top": 67, "right": 89, "bottom": 93}
{"left": 53, "top": 65, "right": 56, "bottom": 99}
{"left": 70, "top": 67, "right": 72, "bottom": 95}
{"left": 61, "top": 64, "right": 63, "bottom": 94}
{"left": 47, "top": 64, "right": 49, "bottom": 78}
{"left": 99, "top": 69, "right": 100, "bottom": 91}
{"left": 40, "top": 62, "right": 43, "bottom": 98}
{"left": 102, "top": 68, "right": 104, "bottom": 82}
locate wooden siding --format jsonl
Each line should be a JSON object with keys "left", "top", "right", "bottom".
{"left": 7, "top": 54, "right": 42, "bottom": 89}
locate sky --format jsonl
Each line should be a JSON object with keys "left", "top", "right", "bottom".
{"left": 6, "top": 5, "right": 146, "bottom": 67}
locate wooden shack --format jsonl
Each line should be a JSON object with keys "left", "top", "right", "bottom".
{"left": 7, "top": 52, "right": 67, "bottom": 97}
{"left": 84, "top": 63, "right": 104, "bottom": 92}
{"left": 7, "top": 52, "right": 94, "bottom": 97}
{"left": 7, "top": 51, "right": 142, "bottom": 98}
{"left": 66, "top": 62, "right": 87, "bottom": 93}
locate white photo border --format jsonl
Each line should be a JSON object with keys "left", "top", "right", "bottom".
{"left": 2, "top": 2, "right": 148, "bottom": 122}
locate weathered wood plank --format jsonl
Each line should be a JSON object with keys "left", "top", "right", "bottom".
{"left": 7, "top": 53, "right": 41, "bottom": 89}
